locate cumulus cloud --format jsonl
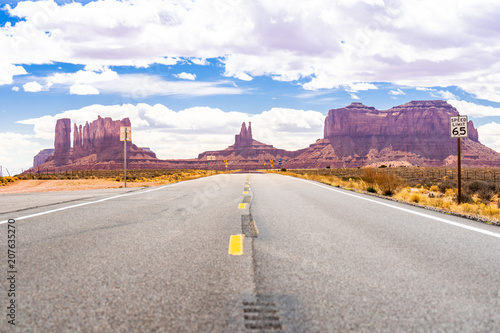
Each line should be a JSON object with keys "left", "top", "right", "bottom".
{"left": 23, "top": 81, "right": 45, "bottom": 92}
{"left": 0, "top": 64, "right": 27, "bottom": 85}
{"left": 22, "top": 68, "right": 242, "bottom": 97}
{"left": 417, "top": 87, "right": 457, "bottom": 100}
{"left": 477, "top": 122, "right": 500, "bottom": 153}
{"left": 346, "top": 83, "right": 378, "bottom": 92}
{"left": 389, "top": 89, "right": 405, "bottom": 95}
{"left": 17, "top": 103, "right": 325, "bottom": 160}
{"left": 0, "top": 132, "right": 44, "bottom": 174}
{"left": 448, "top": 100, "right": 500, "bottom": 118}
{"left": 173, "top": 72, "right": 196, "bottom": 80}
{"left": 70, "top": 84, "right": 100, "bottom": 95}
{"left": 1, "top": 0, "right": 499, "bottom": 101}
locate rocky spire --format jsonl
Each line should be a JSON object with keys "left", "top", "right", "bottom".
{"left": 53, "top": 118, "right": 71, "bottom": 165}
{"left": 234, "top": 122, "right": 253, "bottom": 146}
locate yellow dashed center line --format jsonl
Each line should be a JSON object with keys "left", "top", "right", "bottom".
{"left": 228, "top": 234, "right": 244, "bottom": 255}
{"left": 238, "top": 203, "right": 248, "bottom": 209}
{"left": 243, "top": 191, "right": 248, "bottom": 194}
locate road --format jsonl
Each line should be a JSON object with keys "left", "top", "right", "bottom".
{"left": 1, "top": 173, "right": 499, "bottom": 332}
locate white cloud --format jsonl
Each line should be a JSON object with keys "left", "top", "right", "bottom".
{"left": 350, "top": 93, "right": 360, "bottom": 100}
{"left": 154, "top": 57, "right": 180, "bottom": 66}
{"left": 234, "top": 72, "right": 253, "bottom": 81}
{"left": 1, "top": 0, "right": 500, "bottom": 102}
{"left": 94, "top": 74, "right": 244, "bottom": 97}
{"left": 250, "top": 108, "right": 324, "bottom": 151}
{"left": 0, "top": 132, "right": 44, "bottom": 174}
{"left": 346, "top": 82, "right": 378, "bottom": 92}
{"left": 23, "top": 81, "right": 45, "bottom": 92}
{"left": 12, "top": 86, "right": 19, "bottom": 92}
{"left": 23, "top": 69, "right": 242, "bottom": 97}
{"left": 416, "top": 87, "right": 457, "bottom": 100}
{"left": 477, "top": 122, "right": 500, "bottom": 153}
{"left": 0, "top": 64, "right": 27, "bottom": 85}
{"left": 70, "top": 84, "right": 100, "bottom": 95}
{"left": 16, "top": 103, "right": 325, "bottom": 160}
{"left": 174, "top": 72, "right": 196, "bottom": 80}
{"left": 447, "top": 100, "right": 500, "bottom": 118}
{"left": 389, "top": 88, "right": 405, "bottom": 95}
{"left": 47, "top": 67, "right": 119, "bottom": 87}
{"left": 190, "top": 58, "right": 209, "bottom": 66}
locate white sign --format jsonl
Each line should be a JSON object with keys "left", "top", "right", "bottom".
{"left": 120, "top": 126, "right": 132, "bottom": 141}
{"left": 450, "top": 115, "right": 468, "bottom": 138}
{"left": 207, "top": 155, "right": 216, "bottom": 161}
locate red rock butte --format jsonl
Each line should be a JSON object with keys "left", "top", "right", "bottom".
{"left": 29, "top": 100, "right": 500, "bottom": 171}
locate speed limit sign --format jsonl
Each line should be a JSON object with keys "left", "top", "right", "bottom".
{"left": 449, "top": 115, "right": 468, "bottom": 138}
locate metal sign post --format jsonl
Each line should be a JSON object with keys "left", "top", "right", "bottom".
{"left": 207, "top": 155, "right": 216, "bottom": 170}
{"left": 120, "top": 126, "right": 132, "bottom": 188}
{"left": 450, "top": 115, "right": 468, "bottom": 204}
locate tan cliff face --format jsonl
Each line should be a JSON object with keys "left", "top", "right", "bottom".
{"left": 322, "top": 100, "right": 480, "bottom": 160}
{"left": 45, "top": 117, "right": 157, "bottom": 168}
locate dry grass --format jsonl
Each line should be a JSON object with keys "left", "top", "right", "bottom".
{"left": 1, "top": 170, "right": 219, "bottom": 193}
{"left": 270, "top": 169, "right": 500, "bottom": 225}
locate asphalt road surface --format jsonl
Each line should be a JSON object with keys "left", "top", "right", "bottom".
{"left": 1, "top": 173, "right": 499, "bottom": 332}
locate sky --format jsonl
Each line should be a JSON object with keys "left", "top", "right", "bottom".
{"left": 1, "top": 0, "right": 500, "bottom": 174}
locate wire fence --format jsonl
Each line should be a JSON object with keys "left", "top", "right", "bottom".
{"left": 292, "top": 167, "right": 500, "bottom": 185}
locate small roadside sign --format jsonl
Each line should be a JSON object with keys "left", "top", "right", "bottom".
{"left": 120, "top": 126, "right": 132, "bottom": 141}
{"left": 278, "top": 158, "right": 282, "bottom": 166}
{"left": 450, "top": 115, "right": 468, "bottom": 138}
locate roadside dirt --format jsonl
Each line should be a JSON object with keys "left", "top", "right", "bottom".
{"left": 0, "top": 179, "right": 165, "bottom": 194}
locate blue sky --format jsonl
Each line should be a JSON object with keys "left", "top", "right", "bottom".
{"left": 1, "top": 0, "right": 500, "bottom": 174}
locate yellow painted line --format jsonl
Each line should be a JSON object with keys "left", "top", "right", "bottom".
{"left": 228, "top": 234, "right": 244, "bottom": 255}
{"left": 238, "top": 203, "right": 247, "bottom": 209}
{"left": 245, "top": 184, "right": 250, "bottom": 188}
{"left": 243, "top": 191, "right": 248, "bottom": 194}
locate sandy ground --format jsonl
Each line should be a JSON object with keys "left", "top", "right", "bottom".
{"left": 0, "top": 179, "right": 166, "bottom": 194}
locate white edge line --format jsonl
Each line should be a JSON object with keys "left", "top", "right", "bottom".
{"left": 0, "top": 182, "right": 180, "bottom": 225}
{"left": 294, "top": 177, "right": 500, "bottom": 239}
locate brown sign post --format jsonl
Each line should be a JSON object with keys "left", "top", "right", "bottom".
{"left": 449, "top": 115, "right": 468, "bottom": 204}
{"left": 120, "top": 126, "right": 132, "bottom": 188}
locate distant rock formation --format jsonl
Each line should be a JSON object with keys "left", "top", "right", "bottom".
{"left": 39, "top": 116, "right": 157, "bottom": 169}
{"left": 198, "top": 122, "right": 298, "bottom": 162}
{"left": 323, "top": 101, "right": 479, "bottom": 160}
{"left": 292, "top": 100, "right": 498, "bottom": 167}
{"left": 71, "top": 116, "right": 142, "bottom": 161}
{"left": 33, "top": 148, "right": 54, "bottom": 167}
{"left": 28, "top": 101, "right": 500, "bottom": 172}
{"left": 234, "top": 122, "right": 253, "bottom": 146}
{"left": 53, "top": 118, "right": 71, "bottom": 165}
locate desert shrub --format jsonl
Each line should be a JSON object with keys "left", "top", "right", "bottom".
{"left": 457, "top": 193, "right": 474, "bottom": 204}
{"left": 362, "top": 168, "right": 401, "bottom": 195}
{"left": 438, "top": 179, "right": 456, "bottom": 193}
{"left": 361, "top": 168, "right": 377, "bottom": 183}
{"left": 410, "top": 193, "right": 421, "bottom": 203}
{"left": 366, "top": 186, "right": 377, "bottom": 193}
{"left": 466, "top": 181, "right": 488, "bottom": 193}
{"left": 429, "top": 185, "right": 439, "bottom": 192}
{"left": 383, "top": 189, "right": 394, "bottom": 196}
{"left": 379, "top": 165, "right": 387, "bottom": 168}
{"left": 477, "top": 188, "right": 494, "bottom": 202}
{"left": 280, "top": 168, "right": 287, "bottom": 172}
{"left": 376, "top": 172, "right": 401, "bottom": 195}
{"left": 341, "top": 176, "right": 360, "bottom": 181}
